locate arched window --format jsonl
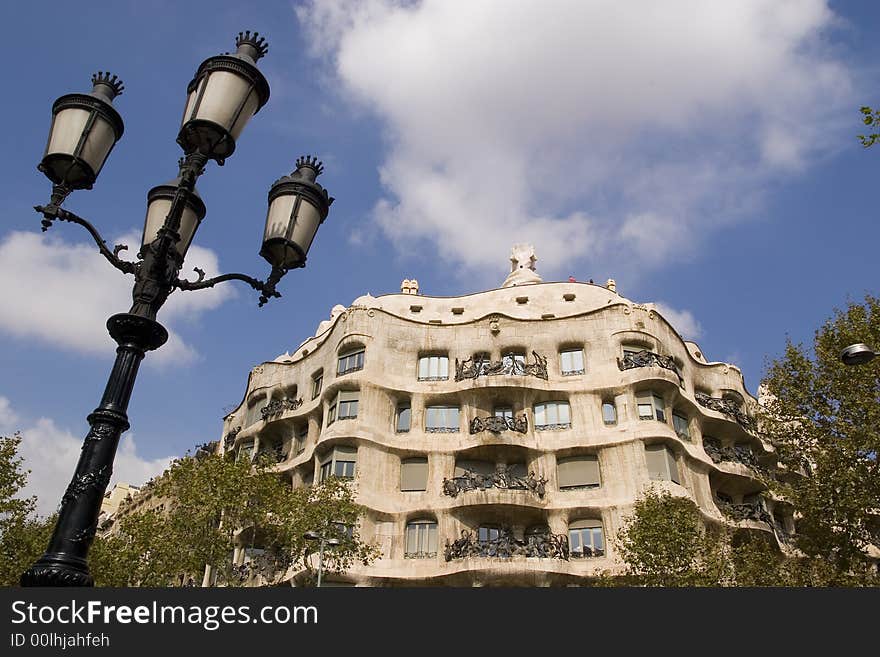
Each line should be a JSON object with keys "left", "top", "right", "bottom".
{"left": 569, "top": 519, "right": 604, "bottom": 558}
{"left": 636, "top": 391, "right": 665, "bottom": 422}
{"left": 645, "top": 444, "right": 679, "bottom": 484}
{"left": 602, "top": 401, "right": 617, "bottom": 425}
{"left": 425, "top": 405, "right": 460, "bottom": 432}
{"left": 337, "top": 347, "right": 365, "bottom": 375}
{"left": 319, "top": 446, "right": 357, "bottom": 482}
{"left": 559, "top": 348, "right": 585, "bottom": 375}
{"left": 672, "top": 411, "right": 690, "bottom": 440}
{"left": 418, "top": 354, "right": 449, "bottom": 381}
{"left": 534, "top": 401, "right": 571, "bottom": 430}
{"left": 396, "top": 403, "right": 411, "bottom": 433}
{"left": 405, "top": 520, "right": 438, "bottom": 558}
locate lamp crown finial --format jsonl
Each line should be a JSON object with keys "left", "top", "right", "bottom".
{"left": 90, "top": 71, "right": 124, "bottom": 99}
{"left": 235, "top": 30, "right": 269, "bottom": 61}
{"left": 295, "top": 155, "right": 324, "bottom": 177}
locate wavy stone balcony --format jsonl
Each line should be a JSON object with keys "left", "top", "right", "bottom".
{"left": 716, "top": 500, "right": 772, "bottom": 524}
{"left": 260, "top": 396, "right": 303, "bottom": 422}
{"left": 695, "top": 392, "right": 756, "bottom": 433}
{"left": 702, "top": 438, "right": 759, "bottom": 470}
{"left": 444, "top": 526, "right": 569, "bottom": 561}
{"left": 617, "top": 349, "right": 683, "bottom": 386}
{"left": 442, "top": 466, "right": 547, "bottom": 499}
{"left": 454, "top": 352, "right": 548, "bottom": 382}
{"left": 469, "top": 414, "right": 528, "bottom": 434}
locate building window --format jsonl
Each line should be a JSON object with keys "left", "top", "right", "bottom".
{"left": 418, "top": 355, "right": 449, "bottom": 381}
{"left": 602, "top": 401, "right": 617, "bottom": 426}
{"left": 478, "top": 525, "right": 501, "bottom": 546}
{"left": 328, "top": 391, "right": 358, "bottom": 425}
{"left": 238, "top": 440, "right": 254, "bottom": 462}
{"left": 557, "top": 455, "right": 601, "bottom": 490}
{"left": 494, "top": 407, "right": 513, "bottom": 420}
{"left": 534, "top": 401, "right": 571, "bottom": 430}
{"left": 636, "top": 391, "right": 665, "bottom": 422}
{"left": 319, "top": 446, "right": 357, "bottom": 482}
{"left": 644, "top": 444, "right": 680, "bottom": 484}
{"left": 502, "top": 351, "right": 526, "bottom": 371}
{"left": 569, "top": 519, "right": 605, "bottom": 558}
{"left": 400, "top": 457, "right": 428, "bottom": 491}
{"left": 405, "top": 520, "right": 438, "bottom": 558}
{"left": 293, "top": 426, "right": 308, "bottom": 456}
{"left": 672, "top": 412, "right": 690, "bottom": 441}
{"left": 454, "top": 459, "right": 495, "bottom": 483}
{"left": 337, "top": 348, "right": 365, "bottom": 376}
{"left": 560, "top": 348, "right": 585, "bottom": 375}
{"left": 396, "top": 404, "right": 411, "bottom": 433}
{"left": 425, "top": 406, "right": 460, "bottom": 433}
{"left": 311, "top": 370, "right": 323, "bottom": 399}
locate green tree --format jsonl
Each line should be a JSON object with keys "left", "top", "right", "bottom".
{"left": 0, "top": 432, "right": 53, "bottom": 586}
{"left": 0, "top": 432, "right": 35, "bottom": 529}
{"left": 859, "top": 106, "right": 880, "bottom": 147}
{"left": 0, "top": 513, "right": 56, "bottom": 587}
{"left": 96, "top": 450, "right": 378, "bottom": 587}
{"left": 760, "top": 294, "right": 880, "bottom": 582}
{"left": 613, "top": 489, "right": 733, "bottom": 586}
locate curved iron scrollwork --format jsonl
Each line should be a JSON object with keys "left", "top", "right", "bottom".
{"left": 695, "top": 392, "right": 756, "bottom": 432}
{"left": 442, "top": 467, "right": 547, "bottom": 498}
{"left": 702, "top": 438, "right": 759, "bottom": 469}
{"left": 618, "top": 349, "right": 683, "bottom": 385}
{"left": 455, "top": 351, "right": 548, "bottom": 381}
{"left": 224, "top": 426, "right": 242, "bottom": 449}
{"left": 60, "top": 466, "right": 111, "bottom": 510}
{"left": 260, "top": 397, "right": 303, "bottom": 421}
{"left": 469, "top": 414, "right": 528, "bottom": 434}
{"left": 717, "top": 499, "right": 772, "bottom": 524}
{"left": 444, "top": 527, "right": 569, "bottom": 561}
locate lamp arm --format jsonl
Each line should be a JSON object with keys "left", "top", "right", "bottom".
{"left": 175, "top": 265, "right": 287, "bottom": 307}
{"left": 33, "top": 203, "right": 136, "bottom": 276}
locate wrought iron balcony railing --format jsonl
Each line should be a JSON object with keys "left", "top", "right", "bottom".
{"left": 702, "top": 439, "right": 759, "bottom": 469}
{"left": 404, "top": 550, "right": 438, "bottom": 559}
{"left": 260, "top": 397, "right": 303, "bottom": 421}
{"left": 695, "top": 392, "right": 756, "bottom": 432}
{"left": 455, "top": 351, "right": 548, "bottom": 381}
{"left": 617, "top": 349, "right": 683, "bottom": 385}
{"left": 444, "top": 527, "right": 569, "bottom": 561}
{"left": 442, "top": 467, "right": 547, "bottom": 498}
{"left": 256, "top": 444, "right": 287, "bottom": 464}
{"left": 223, "top": 426, "right": 241, "bottom": 449}
{"left": 469, "top": 414, "right": 528, "bottom": 434}
{"left": 717, "top": 499, "right": 772, "bottom": 524}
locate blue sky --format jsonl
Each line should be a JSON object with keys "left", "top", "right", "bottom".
{"left": 1, "top": 0, "right": 878, "bottom": 513}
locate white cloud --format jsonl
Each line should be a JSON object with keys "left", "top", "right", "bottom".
{"left": 0, "top": 396, "right": 19, "bottom": 432}
{"left": 0, "top": 230, "right": 233, "bottom": 365}
{"left": 654, "top": 302, "right": 703, "bottom": 341}
{"left": 0, "top": 396, "right": 175, "bottom": 517}
{"left": 296, "top": 0, "right": 852, "bottom": 281}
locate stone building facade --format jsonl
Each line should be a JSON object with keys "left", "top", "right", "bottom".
{"left": 220, "top": 246, "right": 790, "bottom": 585}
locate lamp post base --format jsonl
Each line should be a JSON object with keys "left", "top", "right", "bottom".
{"left": 20, "top": 557, "right": 93, "bottom": 587}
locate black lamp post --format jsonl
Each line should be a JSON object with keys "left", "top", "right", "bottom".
{"left": 303, "top": 530, "right": 341, "bottom": 588}
{"left": 21, "top": 31, "right": 333, "bottom": 587}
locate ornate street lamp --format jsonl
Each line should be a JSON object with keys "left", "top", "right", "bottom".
{"left": 21, "top": 31, "right": 334, "bottom": 587}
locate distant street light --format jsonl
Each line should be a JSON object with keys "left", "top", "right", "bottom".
{"left": 21, "top": 31, "right": 334, "bottom": 587}
{"left": 303, "top": 530, "right": 341, "bottom": 587}
{"left": 840, "top": 343, "right": 877, "bottom": 367}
